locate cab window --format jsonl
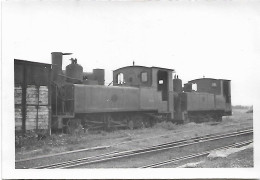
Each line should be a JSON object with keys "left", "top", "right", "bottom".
{"left": 192, "top": 83, "right": 197, "bottom": 91}
{"left": 117, "top": 73, "right": 124, "bottom": 84}
{"left": 212, "top": 82, "right": 217, "bottom": 87}
{"left": 141, "top": 72, "right": 148, "bottom": 82}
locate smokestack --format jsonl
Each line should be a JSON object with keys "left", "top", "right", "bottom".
{"left": 51, "top": 52, "right": 72, "bottom": 81}
{"left": 93, "top": 69, "right": 105, "bottom": 85}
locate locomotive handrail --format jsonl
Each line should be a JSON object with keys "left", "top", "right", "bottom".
{"left": 108, "top": 81, "right": 113, "bottom": 86}
{"left": 58, "top": 73, "right": 82, "bottom": 81}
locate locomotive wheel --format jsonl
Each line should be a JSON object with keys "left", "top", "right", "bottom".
{"left": 143, "top": 119, "right": 150, "bottom": 128}
{"left": 135, "top": 114, "right": 145, "bottom": 129}
{"left": 82, "top": 115, "right": 106, "bottom": 131}
{"left": 143, "top": 116, "right": 152, "bottom": 128}
{"left": 65, "top": 118, "right": 83, "bottom": 135}
{"left": 128, "top": 120, "right": 134, "bottom": 130}
{"left": 214, "top": 114, "right": 222, "bottom": 122}
{"left": 105, "top": 114, "right": 113, "bottom": 131}
{"left": 62, "top": 118, "right": 71, "bottom": 133}
{"left": 127, "top": 114, "right": 146, "bottom": 129}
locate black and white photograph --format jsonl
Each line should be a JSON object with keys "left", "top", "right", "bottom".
{"left": 1, "top": 0, "right": 260, "bottom": 179}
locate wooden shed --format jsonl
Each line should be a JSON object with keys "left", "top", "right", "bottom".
{"left": 14, "top": 59, "right": 51, "bottom": 134}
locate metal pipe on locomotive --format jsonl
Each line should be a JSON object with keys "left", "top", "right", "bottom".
{"left": 51, "top": 52, "right": 232, "bottom": 133}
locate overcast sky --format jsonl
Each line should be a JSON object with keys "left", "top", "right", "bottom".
{"left": 3, "top": 0, "right": 260, "bottom": 106}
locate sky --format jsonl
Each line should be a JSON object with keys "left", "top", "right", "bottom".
{"left": 3, "top": 0, "right": 260, "bottom": 106}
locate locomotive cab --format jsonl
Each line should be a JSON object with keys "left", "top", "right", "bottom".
{"left": 113, "top": 65, "right": 174, "bottom": 119}
{"left": 187, "top": 78, "right": 232, "bottom": 115}
{"left": 178, "top": 78, "right": 232, "bottom": 123}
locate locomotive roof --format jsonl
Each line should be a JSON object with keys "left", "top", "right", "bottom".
{"left": 14, "top": 59, "right": 51, "bottom": 67}
{"left": 114, "top": 65, "right": 174, "bottom": 72}
{"left": 189, "top": 78, "right": 231, "bottom": 83}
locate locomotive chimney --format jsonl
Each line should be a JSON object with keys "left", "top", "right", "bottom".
{"left": 173, "top": 77, "right": 182, "bottom": 93}
{"left": 51, "top": 52, "right": 72, "bottom": 81}
{"left": 93, "top": 69, "right": 105, "bottom": 85}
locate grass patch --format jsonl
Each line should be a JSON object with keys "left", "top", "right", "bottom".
{"left": 42, "top": 146, "right": 51, "bottom": 153}
{"left": 66, "top": 146, "right": 75, "bottom": 151}
{"left": 155, "top": 121, "right": 177, "bottom": 130}
{"left": 101, "top": 131, "right": 107, "bottom": 136}
{"left": 125, "top": 136, "right": 133, "bottom": 141}
{"left": 65, "top": 135, "right": 82, "bottom": 145}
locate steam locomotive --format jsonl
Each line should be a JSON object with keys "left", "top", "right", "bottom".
{"left": 50, "top": 52, "right": 232, "bottom": 132}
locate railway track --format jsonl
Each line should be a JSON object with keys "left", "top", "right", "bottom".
{"left": 33, "top": 128, "right": 253, "bottom": 169}
{"left": 141, "top": 139, "right": 253, "bottom": 168}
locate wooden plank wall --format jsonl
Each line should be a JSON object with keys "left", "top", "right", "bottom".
{"left": 15, "top": 86, "right": 23, "bottom": 131}
{"left": 15, "top": 85, "right": 49, "bottom": 131}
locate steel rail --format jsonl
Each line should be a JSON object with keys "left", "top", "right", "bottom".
{"left": 141, "top": 140, "right": 253, "bottom": 168}
{"left": 145, "top": 128, "right": 253, "bottom": 149}
{"left": 34, "top": 128, "right": 253, "bottom": 169}
{"left": 15, "top": 145, "right": 110, "bottom": 163}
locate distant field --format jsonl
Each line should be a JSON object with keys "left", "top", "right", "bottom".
{"left": 223, "top": 108, "right": 253, "bottom": 122}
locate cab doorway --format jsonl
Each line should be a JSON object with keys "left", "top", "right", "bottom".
{"left": 157, "top": 70, "right": 168, "bottom": 101}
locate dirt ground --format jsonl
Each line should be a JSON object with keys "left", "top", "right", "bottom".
{"left": 168, "top": 143, "right": 254, "bottom": 168}
{"left": 198, "top": 145, "right": 254, "bottom": 168}
{"left": 15, "top": 108, "right": 253, "bottom": 168}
